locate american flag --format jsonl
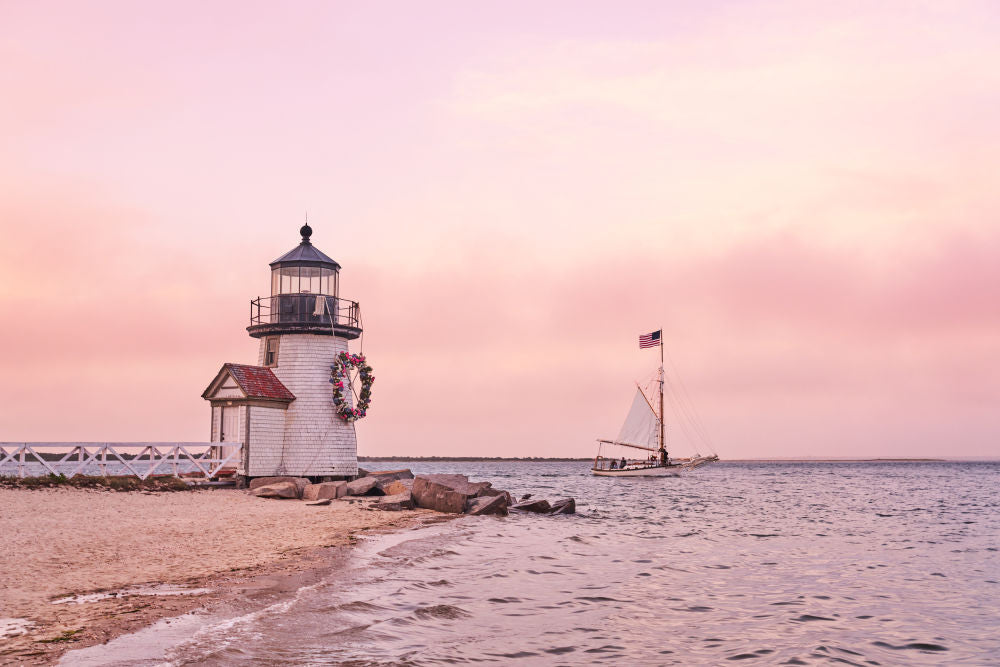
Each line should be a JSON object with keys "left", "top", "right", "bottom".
{"left": 639, "top": 329, "right": 661, "bottom": 349}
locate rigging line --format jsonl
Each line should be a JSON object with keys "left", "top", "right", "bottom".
{"left": 660, "top": 363, "right": 710, "bottom": 454}
{"left": 660, "top": 361, "right": 706, "bottom": 446}
{"left": 662, "top": 378, "right": 701, "bottom": 451}
{"left": 663, "top": 345, "right": 714, "bottom": 448}
{"left": 662, "top": 372, "right": 701, "bottom": 444}
{"left": 635, "top": 382, "right": 658, "bottom": 417}
{"left": 663, "top": 345, "right": 716, "bottom": 451}
{"left": 663, "top": 372, "right": 714, "bottom": 455}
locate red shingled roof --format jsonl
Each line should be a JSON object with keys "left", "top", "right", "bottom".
{"left": 222, "top": 363, "right": 295, "bottom": 401}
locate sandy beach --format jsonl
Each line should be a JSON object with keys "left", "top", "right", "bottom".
{"left": 0, "top": 487, "right": 437, "bottom": 665}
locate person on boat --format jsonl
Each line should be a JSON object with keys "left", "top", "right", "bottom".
{"left": 660, "top": 449, "right": 669, "bottom": 465}
{"left": 620, "top": 456, "right": 627, "bottom": 469}
{"left": 609, "top": 459, "right": 617, "bottom": 469}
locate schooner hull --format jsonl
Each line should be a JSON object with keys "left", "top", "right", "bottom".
{"left": 592, "top": 465, "right": 681, "bottom": 477}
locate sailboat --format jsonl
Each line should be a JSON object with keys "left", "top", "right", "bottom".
{"left": 592, "top": 331, "right": 719, "bottom": 477}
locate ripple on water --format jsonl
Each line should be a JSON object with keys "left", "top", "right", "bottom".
{"left": 873, "top": 640, "right": 949, "bottom": 652}
{"left": 411, "top": 604, "right": 470, "bottom": 621}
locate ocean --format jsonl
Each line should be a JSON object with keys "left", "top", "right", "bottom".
{"left": 61, "top": 461, "right": 1000, "bottom": 666}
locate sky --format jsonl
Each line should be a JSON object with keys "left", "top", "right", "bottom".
{"left": 1, "top": 1, "right": 998, "bottom": 458}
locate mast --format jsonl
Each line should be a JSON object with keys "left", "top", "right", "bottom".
{"left": 658, "top": 332, "right": 665, "bottom": 454}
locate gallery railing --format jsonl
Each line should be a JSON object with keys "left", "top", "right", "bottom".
{"left": 249, "top": 294, "right": 361, "bottom": 329}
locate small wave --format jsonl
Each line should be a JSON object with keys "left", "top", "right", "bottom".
{"left": 412, "top": 604, "right": 470, "bottom": 620}
{"left": 338, "top": 601, "right": 388, "bottom": 613}
{"left": 792, "top": 614, "right": 836, "bottom": 622}
{"left": 583, "top": 644, "right": 626, "bottom": 653}
{"left": 543, "top": 646, "right": 576, "bottom": 654}
{"left": 873, "top": 640, "right": 948, "bottom": 651}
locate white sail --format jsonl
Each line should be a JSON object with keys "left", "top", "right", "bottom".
{"left": 616, "top": 388, "right": 659, "bottom": 449}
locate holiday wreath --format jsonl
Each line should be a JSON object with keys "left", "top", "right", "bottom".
{"left": 329, "top": 351, "right": 374, "bottom": 422}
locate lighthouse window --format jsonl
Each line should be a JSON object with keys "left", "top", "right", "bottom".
{"left": 301, "top": 267, "right": 319, "bottom": 293}
{"left": 264, "top": 337, "right": 279, "bottom": 367}
{"left": 321, "top": 268, "right": 337, "bottom": 295}
{"left": 280, "top": 267, "right": 299, "bottom": 294}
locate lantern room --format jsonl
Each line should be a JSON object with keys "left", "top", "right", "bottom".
{"left": 247, "top": 224, "right": 362, "bottom": 340}
{"left": 269, "top": 224, "right": 340, "bottom": 297}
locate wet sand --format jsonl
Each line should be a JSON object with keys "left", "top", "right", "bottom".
{"left": 0, "top": 487, "right": 437, "bottom": 665}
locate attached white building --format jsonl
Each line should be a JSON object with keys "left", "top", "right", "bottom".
{"left": 203, "top": 223, "right": 363, "bottom": 479}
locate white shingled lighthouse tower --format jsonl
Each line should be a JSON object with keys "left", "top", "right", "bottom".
{"left": 202, "top": 223, "right": 363, "bottom": 480}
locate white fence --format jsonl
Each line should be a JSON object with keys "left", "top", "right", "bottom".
{"left": 0, "top": 443, "right": 242, "bottom": 480}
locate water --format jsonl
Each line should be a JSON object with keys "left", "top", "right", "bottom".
{"left": 64, "top": 461, "right": 1000, "bottom": 665}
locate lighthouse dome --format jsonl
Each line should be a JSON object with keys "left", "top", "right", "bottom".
{"left": 269, "top": 223, "right": 342, "bottom": 270}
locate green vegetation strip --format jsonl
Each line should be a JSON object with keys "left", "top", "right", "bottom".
{"left": 0, "top": 474, "right": 191, "bottom": 492}
{"left": 38, "top": 629, "right": 84, "bottom": 643}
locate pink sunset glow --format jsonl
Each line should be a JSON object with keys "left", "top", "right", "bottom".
{"left": 1, "top": 1, "right": 997, "bottom": 458}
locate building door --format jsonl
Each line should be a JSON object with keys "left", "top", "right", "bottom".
{"left": 217, "top": 406, "right": 242, "bottom": 472}
{"left": 220, "top": 407, "right": 240, "bottom": 443}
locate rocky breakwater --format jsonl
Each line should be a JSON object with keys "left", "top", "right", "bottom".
{"left": 247, "top": 470, "right": 575, "bottom": 518}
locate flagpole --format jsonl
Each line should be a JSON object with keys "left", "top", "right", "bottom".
{"left": 659, "top": 330, "right": 665, "bottom": 458}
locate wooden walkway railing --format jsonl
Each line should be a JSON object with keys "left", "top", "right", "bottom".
{"left": 0, "top": 443, "right": 242, "bottom": 480}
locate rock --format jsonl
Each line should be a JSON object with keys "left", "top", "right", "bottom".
{"left": 250, "top": 481, "right": 300, "bottom": 499}
{"left": 411, "top": 474, "right": 489, "bottom": 514}
{"left": 303, "top": 481, "right": 347, "bottom": 502}
{"left": 357, "top": 467, "right": 370, "bottom": 477}
{"left": 372, "top": 492, "right": 414, "bottom": 511}
{"left": 427, "top": 474, "right": 492, "bottom": 497}
{"left": 249, "top": 477, "right": 308, "bottom": 494}
{"left": 549, "top": 498, "right": 576, "bottom": 515}
{"left": 519, "top": 493, "right": 532, "bottom": 501}
{"left": 510, "top": 498, "right": 551, "bottom": 513}
{"left": 480, "top": 488, "right": 514, "bottom": 504}
{"left": 369, "top": 469, "right": 414, "bottom": 483}
{"left": 381, "top": 478, "right": 414, "bottom": 495}
{"left": 344, "top": 476, "right": 384, "bottom": 496}
{"left": 465, "top": 494, "right": 508, "bottom": 516}
{"left": 306, "top": 499, "right": 333, "bottom": 506}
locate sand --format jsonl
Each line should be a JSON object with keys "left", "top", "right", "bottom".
{"left": 0, "top": 487, "right": 437, "bottom": 664}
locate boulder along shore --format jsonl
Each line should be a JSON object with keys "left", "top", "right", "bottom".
{"left": 0, "top": 471, "right": 574, "bottom": 665}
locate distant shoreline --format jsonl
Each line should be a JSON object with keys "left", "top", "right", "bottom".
{"left": 360, "top": 456, "right": 963, "bottom": 463}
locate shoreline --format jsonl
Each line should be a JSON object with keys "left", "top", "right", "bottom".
{"left": 0, "top": 487, "right": 446, "bottom": 665}
{"left": 359, "top": 456, "right": 966, "bottom": 463}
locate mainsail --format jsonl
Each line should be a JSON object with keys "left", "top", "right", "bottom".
{"left": 616, "top": 388, "right": 659, "bottom": 449}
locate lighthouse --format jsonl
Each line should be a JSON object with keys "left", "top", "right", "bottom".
{"left": 202, "top": 223, "right": 363, "bottom": 480}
